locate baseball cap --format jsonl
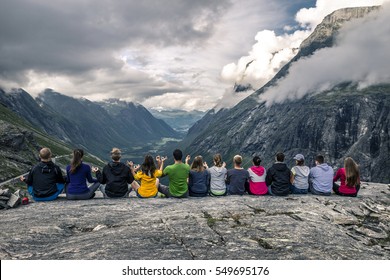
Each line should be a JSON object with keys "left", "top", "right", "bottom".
{"left": 293, "top": 154, "right": 305, "bottom": 161}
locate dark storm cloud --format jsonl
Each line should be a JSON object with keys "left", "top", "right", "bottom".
{"left": 0, "top": 0, "right": 231, "bottom": 78}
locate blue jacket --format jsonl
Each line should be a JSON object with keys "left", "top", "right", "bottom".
{"left": 309, "top": 163, "right": 334, "bottom": 193}
{"left": 66, "top": 163, "right": 98, "bottom": 194}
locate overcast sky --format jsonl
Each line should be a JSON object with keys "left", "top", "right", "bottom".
{"left": 0, "top": 0, "right": 386, "bottom": 111}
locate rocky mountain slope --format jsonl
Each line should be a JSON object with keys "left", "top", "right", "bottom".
{"left": 0, "top": 101, "right": 105, "bottom": 182}
{"left": 181, "top": 6, "right": 390, "bottom": 183}
{"left": 0, "top": 182, "right": 388, "bottom": 259}
{"left": 0, "top": 88, "right": 179, "bottom": 158}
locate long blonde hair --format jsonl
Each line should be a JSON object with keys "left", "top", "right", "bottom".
{"left": 344, "top": 157, "right": 359, "bottom": 186}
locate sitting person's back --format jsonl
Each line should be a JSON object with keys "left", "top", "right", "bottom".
{"left": 66, "top": 149, "right": 100, "bottom": 200}
{"left": 94, "top": 148, "right": 134, "bottom": 198}
{"left": 265, "top": 152, "right": 291, "bottom": 196}
{"left": 226, "top": 155, "right": 249, "bottom": 195}
{"left": 309, "top": 154, "right": 334, "bottom": 196}
{"left": 247, "top": 156, "right": 267, "bottom": 195}
{"left": 207, "top": 154, "right": 227, "bottom": 196}
{"left": 21, "top": 147, "right": 65, "bottom": 201}
{"left": 129, "top": 154, "right": 166, "bottom": 198}
{"left": 333, "top": 157, "right": 360, "bottom": 197}
{"left": 158, "top": 149, "right": 190, "bottom": 198}
{"left": 290, "top": 154, "right": 310, "bottom": 194}
{"left": 188, "top": 156, "right": 209, "bottom": 197}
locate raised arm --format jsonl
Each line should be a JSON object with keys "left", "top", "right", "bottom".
{"left": 127, "top": 161, "right": 136, "bottom": 176}
{"left": 185, "top": 155, "right": 191, "bottom": 165}
{"left": 159, "top": 156, "right": 167, "bottom": 171}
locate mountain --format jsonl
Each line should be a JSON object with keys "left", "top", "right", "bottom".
{"left": 149, "top": 108, "right": 205, "bottom": 135}
{"left": 0, "top": 89, "right": 179, "bottom": 159}
{"left": 0, "top": 101, "right": 103, "bottom": 182}
{"left": 180, "top": 6, "right": 390, "bottom": 183}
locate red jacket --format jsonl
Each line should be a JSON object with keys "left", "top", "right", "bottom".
{"left": 333, "top": 168, "right": 360, "bottom": 194}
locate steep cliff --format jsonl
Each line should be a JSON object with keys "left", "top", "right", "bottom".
{"left": 181, "top": 6, "right": 389, "bottom": 183}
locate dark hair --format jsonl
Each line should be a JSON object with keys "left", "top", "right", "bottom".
{"left": 213, "top": 154, "right": 223, "bottom": 167}
{"left": 173, "top": 149, "right": 183, "bottom": 161}
{"left": 296, "top": 159, "right": 305, "bottom": 166}
{"left": 141, "top": 154, "right": 157, "bottom": 178}
{"left": 70, "top": 149, "right": 84, "bottom": 174}
{"left": 253, "top": 156, "right": 261, "bottom": 166}
{"left": 316, "top": 155, "right": 324, "bottom": 164}
{"left": 344, "top": 157, "right": 360, "bottom": 186}
{"left": 276, "top": 152, "right": 285, "bottom": 162}
{"left": 191, "top": 156, "right": 204, "bottom": 172}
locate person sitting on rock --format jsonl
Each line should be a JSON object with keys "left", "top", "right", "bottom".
{"left": 247, "top": 155, "right": 267, "bottom": 195}
{"left": 226, "top": 155, "right": 250, "bottom": 195}
{"left": 127, "top": 154, "right": 167, "bottom": 198}
{"left": 206, "top": 153, "right": 227, "bottom": 196}
{"left": 290, "top": 154, "right": 310, "bottom": 194}
{"left": 158, "top": 149, "right": 190, "bottom": 198}
{"left": 309, "top": 154, "right": 333, "bottom": 196}
{"left": 92, "top": 148, "right": 135, "bottom": 198}
{"left": 188, "top": 155, "right": 209, "bottom": 197}
{"left": 21, "top": 147, "right": 66, "bottom": 201}
{"left": 265, "top": 152, "right": 292, "bottom": 196}
{"left": 65, "top": 149, "right": 100, "bottom": 200}
{"left": 333, "top": 157, "right": 360, "bottom": 197}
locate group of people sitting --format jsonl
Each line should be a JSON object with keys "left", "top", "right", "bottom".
{"left": 21, "top": 147, "right": 361, "bottom": 201}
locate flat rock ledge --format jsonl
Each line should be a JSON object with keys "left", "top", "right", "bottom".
{"left": 0, "top": 182, "right": 389, "bottom": 260}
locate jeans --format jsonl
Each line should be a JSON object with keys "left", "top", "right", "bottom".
{"left": 66, "top": 182, "right": 100, "bottom": 200}
{"left": 28, "top": 184, "right": 64, "bottom": 202}
{"left": 309, "top": 184, "right": 331, "bottom": 196}
{"left": 290, "top": 185, "right": 308, "bottom": 194}
{"left": 333, "top": 183, "right": 360, "bottom": 197}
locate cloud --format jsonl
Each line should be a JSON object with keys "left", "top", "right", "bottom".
{"left": 141, "top": 92, "right": 217, "bottom": 112}
{"left": 213, "top": 87, "right": 253, "bottom": 111}
{"left": 296, "top": 0, "right": 387, "bottom": 28}
{"left": 220, "top": 29, "right": 309, "bottom": 89}
{"left": 3, "top": 0, "right": 384, "bottom": 111}
{"left": 220, "top": 0, "right": 388, "bottom": 108}
{"left": 0, "top": 0, "right": 231, "bottom": 98}
{"left": 260, "top": 3, "right": 390, "bottom": 105}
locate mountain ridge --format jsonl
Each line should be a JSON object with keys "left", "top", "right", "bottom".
{"left": 180, "top": 6, "right": 390, "bottom": 183}
{"left": 0, "top": 88, "right": 180, "bottom": 159}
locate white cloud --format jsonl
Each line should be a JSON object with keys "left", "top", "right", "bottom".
{"left": 221, "top": 29, "right": 309, "bottom": 88}
{"left": 296, "top": 0, "right": 387, "bottom": 28}
{"left": 220, "top": 0, "right": 389, "bottom": 109}
{"left": 260, "top": 3, "right": 390, "bottom": 105}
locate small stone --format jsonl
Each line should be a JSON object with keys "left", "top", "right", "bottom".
{"left": 6, "top": 193, "right": 21, "bottom": 208}
{"left": 92, "top": 225, "right": 107, "bottom": 231}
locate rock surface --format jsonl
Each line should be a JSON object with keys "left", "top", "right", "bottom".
{"left": 0, "top": 182, "right": 389, "bottom": 260}
{"left": 0, "top": 120, "right": 40, "bottom": 182}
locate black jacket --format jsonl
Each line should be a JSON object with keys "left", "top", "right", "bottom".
{"left": 25, "top": 161, "right": 65, "bottom": 197}
{"left": 96, "top": 162, "right": 134, "bottom": 197}
{"left": 265, "top": 162, "right": 291, "bottom": 196}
